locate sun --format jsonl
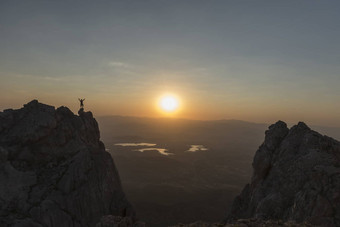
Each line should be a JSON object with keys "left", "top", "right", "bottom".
{"left": 159, "top": 94, "right": 179, "bottom": 113}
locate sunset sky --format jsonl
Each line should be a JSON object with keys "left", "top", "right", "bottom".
{"left": 1, "top": 1, "right": 340, "bottom": 126}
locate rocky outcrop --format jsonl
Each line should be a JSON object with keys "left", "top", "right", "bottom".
{"left": 227, "top": 121, "right": 340, "bottom": 226}
{"left": 172, "top": 218, "right": 314, "bottom": 227}
{"left": 96, "top": 215, "right": 145, "bottom": 227}
{"left": 0, "top": 100, "right": 134, "bottom": 227}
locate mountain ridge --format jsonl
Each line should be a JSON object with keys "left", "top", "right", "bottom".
{"left": 0, "top": 100, "right": 137, "bottom": 227}
{"left": 227, "top": 120, "right": 340, "bottom": 226}
{"left": 97, "top": 115, "right": 340, "bottom": 141}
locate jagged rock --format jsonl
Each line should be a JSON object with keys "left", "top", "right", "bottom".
{"left": 0, "top": 100, "right": 134, "bottom": 227}
{"left": 95, "top": 215, "right": 145, "bottom": 227}
{"left": 171, "top": 218, "right": 314, "bottom": 227}
{"left": 227, "top": 121, "right": 340, "bottom": 227}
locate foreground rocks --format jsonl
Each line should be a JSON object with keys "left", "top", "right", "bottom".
{"left": 96, "top": 215, "right": 145, "bottom": 227}
{"left": 227, "top": 121, "right": 340, "bottom": 227}
{"left": 172, "top": 218, "right": 315, "bottom": 227}
{"left": 0, "top": 100, "right": 135, "bottom": 227}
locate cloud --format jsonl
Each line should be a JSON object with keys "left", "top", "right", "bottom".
{"left": 108, "top": 61, "right": 131, "bottom": 68}
{"left": 3, "top": 72, "right": 65, "bottom": 82}
{"left": 193, "top": 67, "right": 208, "bottom": 72}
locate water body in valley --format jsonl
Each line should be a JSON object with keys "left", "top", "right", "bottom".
{"left": 135, "top": 148, "right": 174, "bottom": 156}
{"left": 115, "top": 143, "right": 157, "bottom": 147}
{"left": 187, "top": 145, "right": 208, "bottom": 152}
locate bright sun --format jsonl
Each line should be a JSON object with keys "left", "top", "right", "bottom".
{"left": 159, "top": 95, "right": 179, "bottom": 113}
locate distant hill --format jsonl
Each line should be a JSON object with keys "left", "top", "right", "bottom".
{"left": 98, "top": 115, "right": 340, "bottom": 142}
{"left": 97, "top": 115, "right": 268, "bottom": 147}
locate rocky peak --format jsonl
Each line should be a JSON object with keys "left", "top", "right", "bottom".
{"left": 0, "top": 100, "right": 135, "bottom": 227}
{"left": 227, "top": 121, "right": 340, "bottom": 227}
{"left": 263, "top": 120, "right": 289, "bottom": 151}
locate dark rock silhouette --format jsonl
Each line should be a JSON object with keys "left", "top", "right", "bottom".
{"left": 172, "top": 218, "right": 314, "bottom": 227}
{"left": 227, "top": 121, "right": 340, "bottom": 227}
{"left": 96, "top": 215, "right": 145, "bottom": 227}
{"left": 0, "top": 100, "right": 135, "bottom": 227}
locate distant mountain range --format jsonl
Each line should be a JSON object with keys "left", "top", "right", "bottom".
{"left": 97, "top": 115, "right": 340, "bottom": 142}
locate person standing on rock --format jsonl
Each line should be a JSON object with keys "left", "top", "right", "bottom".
{"left": 78, "top": 98, "right": 85, "bottom": 109}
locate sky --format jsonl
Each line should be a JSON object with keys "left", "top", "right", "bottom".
{"left": 1, "top": 0, "right": 340, "bottom": 126}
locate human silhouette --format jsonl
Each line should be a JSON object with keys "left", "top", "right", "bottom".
{"left": 78, "top": 98, "right": 85, "bottom": 108}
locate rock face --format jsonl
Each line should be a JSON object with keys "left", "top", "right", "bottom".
{"left": 0, "top": 100, "right": 134, "bottom": 227}
{"left": 96, "top": 215, "right": 145, "bottom": 227}
{"left": 172, "top": 219, "right": 314, "bottom": 227}
{"left": 227, "top": 121, "right": 340, "bottom": 226}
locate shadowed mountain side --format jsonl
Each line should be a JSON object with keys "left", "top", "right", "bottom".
{"left": 227, "top": 121, "right": 340, "bottom": 227}
{"left": 171, "top": 219, "right": 315, "bottom": 227}
{"left": 0, "top": 100, "right": 136, "bottom": 227}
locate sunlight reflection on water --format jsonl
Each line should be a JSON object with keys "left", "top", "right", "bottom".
{"left": 187, "top": 145, "right": 208, "bottom": 152}
{"left": 114, "top": 143, "right": 172, "bottom": 156}
{"left": 134, "top": 148, "right": 174, "bottom": 156}
{"left": 114, "top": 143, "right": 157, "bottom": 147}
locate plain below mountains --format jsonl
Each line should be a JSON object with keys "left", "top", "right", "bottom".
{"left": 97, "top": 116, "right": 340, "bottom": 226}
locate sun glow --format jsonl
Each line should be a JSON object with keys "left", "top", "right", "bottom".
{"left": 158, "top": 94, "right": 180, "bottom": 113}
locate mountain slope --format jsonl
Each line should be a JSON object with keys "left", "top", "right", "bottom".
{"left": 0, "top": 100, "right": 134, "bottom": 227}
{"left": 227, "top": 121, "right": 340, "bottom": 226}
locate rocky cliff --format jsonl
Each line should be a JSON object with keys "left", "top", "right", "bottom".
{"left": 227, "top": 121, "right": 340, "bottom": 226}
{"left": 0, "top": 100, "right": 135, "bottom": 227}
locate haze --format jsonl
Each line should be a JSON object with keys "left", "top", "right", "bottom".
{"left": 1, "top": 0, "right": 340, "bottom": 126}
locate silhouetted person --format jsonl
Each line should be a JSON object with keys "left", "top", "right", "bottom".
{"left": 78, "top": 98, "right": 85, "bottom": 108}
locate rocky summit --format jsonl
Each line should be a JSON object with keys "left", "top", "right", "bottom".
{"left": 0, "top": 100, "right": 135, "bottom": 227}
{"left": 227, "top": 121, "right": 340, "bottom": 227}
